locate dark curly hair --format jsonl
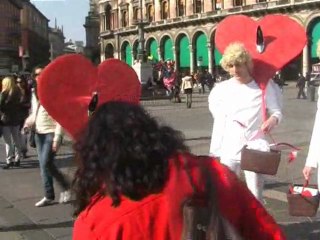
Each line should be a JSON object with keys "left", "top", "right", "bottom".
{"left": 73, "top": 101, "right": 189, "bottom": 216}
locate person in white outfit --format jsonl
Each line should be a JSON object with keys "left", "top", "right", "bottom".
{"left": 208, "top": 43, "right": 282, "bottom": 202}
{"left": 180, "top": 72, "right": 193, "bottom": 108}
{"left": 303, "top": 87, "right": 320, "bottom": 189}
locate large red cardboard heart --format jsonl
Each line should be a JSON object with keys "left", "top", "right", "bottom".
{"left": 215, "top": 15, "right": 307, "bottom": 89}
{"left": 38, "top": 54, "right": 141, "bottom": 140}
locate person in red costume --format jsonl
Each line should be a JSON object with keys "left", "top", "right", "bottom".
{"left": 71, "top": 101, "right": 285, "bottom": 240}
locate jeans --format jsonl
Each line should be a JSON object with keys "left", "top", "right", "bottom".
{"left": 2, "top": 125, "right": 23, "bottom": 163}
{"left": 35, "top": 133, "right": 70, "bottom": 200}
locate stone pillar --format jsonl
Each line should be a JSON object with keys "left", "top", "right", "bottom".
{"left": 189, "top": 45, "right": 195, "bottom": 74}
{"left": 170, "top": 0, "right": 176, "bottom": 18}
{"left": 204, "top": 0, "right": 213, "bottom": 12}
{"left": 186, "top": 0, "right": 193, "bottom": 15}
{"left": 302, "top": 45, "right": 309, "bottom": 76}
{"left": 154, "top": 0, "right": 161, "bottom": 21}
{"left": 207, "top": 42, "right": 213, "bottom": 74}
{"left": 157, "top": 47, "right": 162, "bottom": 61}
{"left": 128, "top": 2, "right": 133, "bottom": 26}
{"left": 101, "top": 14, "right": 105, "bottom": 32}
{"left": 223, "top": 0, "right": 234, "bottom": 9}
{"left": 172, "top": 46, "right": 178, "bottom": 69}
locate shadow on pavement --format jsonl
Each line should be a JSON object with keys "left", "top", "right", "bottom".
{"left": 281, "top": 220, "right": 320, "bottom": 240}
{"left": 0, "top": 220, "right": 73, "bottom": 232}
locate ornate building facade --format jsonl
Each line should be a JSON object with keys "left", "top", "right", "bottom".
{"left": 0, "top": 0, "right": 22, "bottom": 74}
{"left": 86, "top": 0, "right": 320, "bottom": 78}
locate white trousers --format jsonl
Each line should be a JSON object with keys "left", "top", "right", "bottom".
{"left": 220, "top": 158, "right": 265, "bottom": 202}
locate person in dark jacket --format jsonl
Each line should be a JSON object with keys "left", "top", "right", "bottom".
{"left": 0, "top": 76, "right": 24, "bottom": 169}
{"left": 296, "top": 73, "right": 307, "bottom": 99}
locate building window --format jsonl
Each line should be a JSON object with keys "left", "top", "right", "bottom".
{"left": 105, "top": 4, "right": 112, "bottom": 30}
{"left": 147, "top": 4, "right": 154, "bottom": 22}
{"left": 194, "top": 0, "right": 202, "bottom": 13}
{"left": 256, "top": 0, "right": 266, "bottom": 2}
{"left": 234, "top": 0, "right": 243, "bottom": 6}
{"left": 215, "top": 0, "right": 222, "bottom": 10}
{"left": 121, "top": 10, "right": 128, "bottom": 27}
{"left": 133, "top": 7, "right": 139, "bottom": 21}
{"left": 161, "top": 1, "right": 169, "bottom": 20}
{"left": 177, "top": 0, "right": 184, "bottom": 16}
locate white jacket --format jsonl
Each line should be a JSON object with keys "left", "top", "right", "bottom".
{"left": 208, "top": 78, "right": 282, "bottom": 161}
{"left": 305, "top": 87, "right": 320, "bottom": 188}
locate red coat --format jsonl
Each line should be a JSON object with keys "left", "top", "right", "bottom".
{"left": 73, "top": 153, "right": 285, "bottom": 240}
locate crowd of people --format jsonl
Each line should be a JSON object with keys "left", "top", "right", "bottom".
{"left": 1, "top": 43, "right": 319, "bottom": 240}
{"left": 0, "top": 68, "right": 71, "bottom": 207}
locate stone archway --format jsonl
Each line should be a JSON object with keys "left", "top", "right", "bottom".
{"left": 120, "top": 41, "right": 132, "bottom": 66}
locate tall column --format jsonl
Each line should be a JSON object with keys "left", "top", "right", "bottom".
{"left": 157, "top": 47, "right": 162, "bottom": 61}
{"left": 154, "top": 0, "right": 161, "bottom": 21}
{"left": 170, "top": 0, "right": 177, "bottom": 18}
{"left": 204, "top": 0, "right": 213, "bottom": 12}
{"left": 101, "top": 14, "right": 105, "bottom": 32}
{"left": 186, "top": 0, "right": 193, "bottom": 15}
{"left": 246, "top": 0, "right": 256, "bottom": 5}
{"left": 302, "top": 45, "right": 309, "bottom": 76}
{"left": 189, "top": 45, "right": 195, "bottom": 74}
{"left": 223, "top": 0, "right": 234, "bottom": 9}
{"left": 129, "top": 2, "right": 133, "bottom": 26}
{"left": 207, "top": 42, "right": 213, "bottom": 74}
{"left": 172, "top": 46, "right": 178, "bottom": 69}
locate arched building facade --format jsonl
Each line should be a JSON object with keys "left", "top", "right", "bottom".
{"left": 90, "top": 0, "right": 320, "bottom": 77}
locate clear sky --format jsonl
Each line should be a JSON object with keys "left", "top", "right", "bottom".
{"left": 31, "top": 0, "right": 89, "bottom": 44}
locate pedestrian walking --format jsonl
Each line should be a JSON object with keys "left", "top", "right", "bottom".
{"left": 0, "top": 76, "right": 24, "bottom": 169}
{"left": 296, "top": 73, "right": 307, "bottom": 99}
{"left": 209, "top": 43, "right": 282, "bottom": 203}
{"left": 24, "top": 66, "right": 71, "bottom": 207}
{"left": 36, "top": 54, "right": 285, "bottom": 240}
{"left": 180, "top": 72, "right": 193, "bottom": 108}
{"left": 16, "top": 75, "right": 31, "bottom": 157}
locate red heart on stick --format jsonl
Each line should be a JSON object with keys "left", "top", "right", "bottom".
{"left": 38, "top": 54, "right": 141, "bottom": 140}
{"left": 215, "top": 15, "right": 307, "bottom": 89}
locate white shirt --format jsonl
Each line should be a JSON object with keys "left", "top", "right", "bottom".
{"left": 208, "top": 78, "right": 282, "bottom": 161}
{"left": 305, "top": 88, "right": 320, "bottom": 170}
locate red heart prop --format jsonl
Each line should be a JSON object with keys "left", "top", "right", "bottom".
{"left": 215, "top": 15, "right": 307, "bottom": 89}
{"left": 38, "top": 54, "right": 141, "bottom": 140}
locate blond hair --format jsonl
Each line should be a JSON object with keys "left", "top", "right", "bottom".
{"left": 2, "top": 76, "right": 17, "bottom": 94}
{"left": 220, "top": 42, "right": 253, "bottom": 73}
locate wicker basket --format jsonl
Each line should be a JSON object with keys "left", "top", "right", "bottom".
{"left": 240, "top": 145, "right": 281, "bottom": 175}
{"left": 287, "top": 184, "right": 320, "bottom": 217}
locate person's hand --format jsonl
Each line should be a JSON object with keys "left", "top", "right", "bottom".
{"left": 52, "top": 141, "right": 60, "bottom": 153}
{"left": 261, "top": 116, "right": 278, "bottom": 133}
{"left": 302, "top": 166, "right": 314, "bottom": 181}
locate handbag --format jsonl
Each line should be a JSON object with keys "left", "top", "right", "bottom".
{"left": 29, "top": 127, "right": 36, "bottom": 148}
{"left": 181, "top": 156, "right": 227, "bottom": 240}
{"left": 287, "top": 181, "right": 320, "bottom": 217}
{"left": 29, "top": 103, "right": 40, "bottom": 148}
{"left": 241, "top": 145, "right": 281, "bottom": 175}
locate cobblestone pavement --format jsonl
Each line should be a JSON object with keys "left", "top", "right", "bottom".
{"left": 0, "top": 82, "right": 319, "bottom": 239}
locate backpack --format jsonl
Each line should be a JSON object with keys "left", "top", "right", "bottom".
{"left": 181, "top": 157, "right": 227, "bottom": 240}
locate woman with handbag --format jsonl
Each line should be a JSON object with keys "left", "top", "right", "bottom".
{"left": 208, "top": 43, "right": 282, "bottom": 202}
{"left": 24, "top": 66, "right": 71, "bottom": 207}
{"left": 0, "top": 76, "right": 24, "bottom": 169}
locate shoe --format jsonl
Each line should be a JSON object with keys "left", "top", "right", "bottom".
{"left": 59, "top": 190, "right": 71, "bottom": 204}
{"left": 35, "top": 197, "right": 54, "bottom": 207}
{"left": 14, "top": 160, "right": 20, "bottom": 167}
{"left": 2, "top": 162, "right": 13, "bottom": 169}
